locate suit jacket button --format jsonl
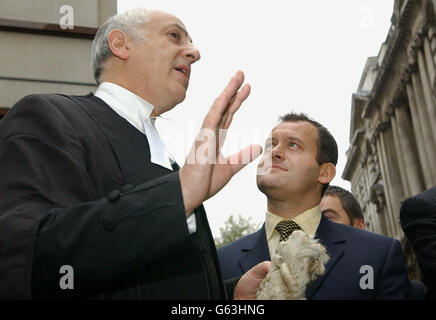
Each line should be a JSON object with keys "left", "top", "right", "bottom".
{"left": 107, "top": 190, "right": 121, "bottom": 201}
{"left": 103, "top": 219, "right": 117, "bottom": 231}
{"left": 120, "top": 184, "right": 134, "bottom": 193}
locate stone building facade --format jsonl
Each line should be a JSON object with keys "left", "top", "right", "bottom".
{"left": 0, "top": 0, "right": 117, "bottom": 119}
{"left": 343, "top": 0, "right": 436, "bottom": 280}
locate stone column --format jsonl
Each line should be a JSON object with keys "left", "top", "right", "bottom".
{"left": 421, "top": 28, "right": 435, "bottom": 87}
{"left": 430, "top": 26, "right": 436, "bottom": 62}
{"left": 388, "top": 106, "right": 410, "bottom": 196}
{"left": 404, "top": 77, "right": 434, "bottom": 188}
{"left": 430, "top": 26, "right": 436, "bottom": 97}
{"left": 411, "top": 69, "right": 436, "bottom": 180}
{"left": 407, "top": 48, "right": 436, "bottom": 184}
{"left": 379, "top": 128, "right": 403, "bottom": 237}
{"left": 427, "top": 0, "right": 436, "bottom": 101}
{"left": 366, "top": 134, "right": 383, "bottom": 234}
{"left": 375, "top": 126, "right": 395, "bottom": 236}
{"left": 395, "top": 105, "right": 426, "bottom": 195}
{"left": 414, "top": 35, "right": 436, "bottom": 143}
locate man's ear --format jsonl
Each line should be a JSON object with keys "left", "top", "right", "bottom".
{"left": 107, "top": 30, "right": 130, "bottom": 60}
{"left": 352, "top": 219, "right": 365, "bottom": 230}
{"left": 318, "top": 162, "right": 336, "bottom": 185}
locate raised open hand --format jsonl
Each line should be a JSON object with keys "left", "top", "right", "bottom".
{"left": 179, "top": 71, "right": 262, "bottom": 214}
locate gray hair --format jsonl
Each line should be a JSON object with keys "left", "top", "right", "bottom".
{"left": 91, "top": 8, "right": 152, "bottom": 83}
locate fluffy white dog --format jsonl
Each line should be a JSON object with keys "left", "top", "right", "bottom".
{"left": 256, "top": 230, "right": 330, "bottom": 300}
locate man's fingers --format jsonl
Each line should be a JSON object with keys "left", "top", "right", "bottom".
{"left": 223, "top": 84, "right": 251, "bottom": 130}
{"left": 217, "top": 72, "right": 244, "bottom": 110}
{"left": 205, "top": 71, "right": 246, "bottom": 128}
{"left": 219, "top": 83, "right": 251, "bottom": 130}
{"left": 226, "top": 144, "right": 263, "bottom": 174}
{"left": 234, "top": 260, "right": 271, "bottom": 300}
{"left": 249, "top": 261, "right": 271, "bottom": 280}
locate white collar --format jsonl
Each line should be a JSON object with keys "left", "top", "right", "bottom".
{"left": 94, "top": 82, "right": 174, "bottom": 170}
{"left": 95, "top": 82, "right": 156, "bottom": 132}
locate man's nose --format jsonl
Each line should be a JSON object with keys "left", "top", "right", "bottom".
{"left": 184, "top": 45, "right": 201, "bottom": 64}
{"left": 271, "top": 145, "right": 284, "bottom": 160}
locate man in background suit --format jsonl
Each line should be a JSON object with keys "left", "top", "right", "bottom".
{"left": 320, "top": 185, "right": 365, "bottom": 229}
{"left": 401, "top": 187, "right": 436, "bottom": 299}
{"left": 321, "top": 185, "right": 426, "bottom": 299}
{"left": 0, "top": 8, "right": 269, "bottom": 299}
{"left": 218, "top": 112, "right": 411, "bottom": 299}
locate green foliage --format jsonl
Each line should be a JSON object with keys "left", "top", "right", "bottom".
{"left": 214, "top": 214, "right": 259, "bottom": 248}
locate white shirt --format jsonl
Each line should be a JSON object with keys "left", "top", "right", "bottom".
{"left": 94, "top": 82, "right": 196, "bottom": 234}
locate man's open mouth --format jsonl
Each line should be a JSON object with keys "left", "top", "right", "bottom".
{"left": 174, "top": 65, "right": 190, "bottom": 79}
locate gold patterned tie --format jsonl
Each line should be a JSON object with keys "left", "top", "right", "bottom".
{"left": 275, "top": 220, "right": 302, "bottom": 242}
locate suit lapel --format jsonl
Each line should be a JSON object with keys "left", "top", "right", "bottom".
{"left": 239, "top": 224, "right": 270, "bottom": 273}
{"left": 306, "top": 215, "right": 345, "bottom": 299}
{"left": 71, "top": 94, "right": 173, "bottom": 186}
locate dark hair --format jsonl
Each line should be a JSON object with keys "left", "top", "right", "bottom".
{"left": 279, "top": 112, "right": 338, "bottom": 196}
{"left": 324, "top": 185, "right": 364, "bottom": 222}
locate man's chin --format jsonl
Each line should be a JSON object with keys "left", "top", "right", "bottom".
{"left": 159, "top": 91, "right": 186, "bottom": 113}
{"left": 170, "top": 87, "right": 187, "bottom": 105}
{"left": 256, "top": 176, "right": 281, "bottom": 193}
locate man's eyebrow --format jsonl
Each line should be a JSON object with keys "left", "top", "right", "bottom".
{"left": 265, "top": 136, "right": 304, "bottom": 144}
{"left": 287, "top": 136, "right": 304, "bottom": 144}
{"left": 168, "top": 23, "right": 193, "bottom": 43}
{"left": 322, "top": 208, "right": 337, "bottom": 215}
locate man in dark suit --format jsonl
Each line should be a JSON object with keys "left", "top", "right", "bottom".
{"left": 0, "top": 8, "right": 269, "bottom": 299}
{"left": 400, "top": 187, "right": 436, "bottom": 299}
{"left": 218, "top": 113, "right": 411, "bottom": 299}
{"left": 321, "top": 185, "right": 426, "bottom": 299}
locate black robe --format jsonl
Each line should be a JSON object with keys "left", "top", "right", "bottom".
{"left": 0, "top": 93, "right": 229, "bottom": 299}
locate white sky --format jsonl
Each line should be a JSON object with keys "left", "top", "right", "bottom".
{"left": 118, "top": 0, "right": 394, "bottom": 237}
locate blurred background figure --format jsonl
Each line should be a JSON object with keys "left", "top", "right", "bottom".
{"left": 320, "top": 186, "right": 365, "bottom": 229}
{"left": 401, "top": 187, "right": 436, "bottom": 300}
{"left": 321, "top": 185, "right": 427, "bottom": 299}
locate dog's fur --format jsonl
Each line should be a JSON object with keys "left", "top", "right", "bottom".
{"left": 256, "top": 230, "right": 330, "bottom": 300}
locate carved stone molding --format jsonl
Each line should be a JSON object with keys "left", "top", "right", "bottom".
{"left": 391, "top": 0, "right": 401, "bottom": 26}
{"left": 390, "top": 77, "right": 409, "bottom": 108}
{"left": 369, "top": 134, "right": 378, "bottom": 149}
{"left": 422, "top": 0, "right": 436, "bottom": 33}
{"left": 401, "top": 67, "right": 413, "bottom": 84}
{"left": 385, "top": 104, "right": 395, "bottom": 118}
{"left": 371, "top": 157, "right": 381, "bottom": 183}
{"left": 360, "top": 155, "right": 368, "bottom": 167}
{"left": 407, "top": 43, "right": 418, "bottom": 70}
{"left": 371, "top": 129, "right": 380, "bottom": 141}
{"left": 414, "top": 31, "right": 424, "bottom": 50}
{"left": 377, "top": 120, "right": 390, "bottom": 133}
{"left": 363, "top": 118, "right": 374, "bottom": 139}
{"left": 428, "top": 26, "right": 436, "bottom": 40}
{"left": 365, "top": 137, "right": 376, "bottom": 155}
{"left": 389, "top": 88, "right": 399, "bottom": 110}
{"left": 370, "top": 183, "right": 387, "bottom": 213}
{"left": 361, "top": 0, "right": 415, "bottom": 118}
